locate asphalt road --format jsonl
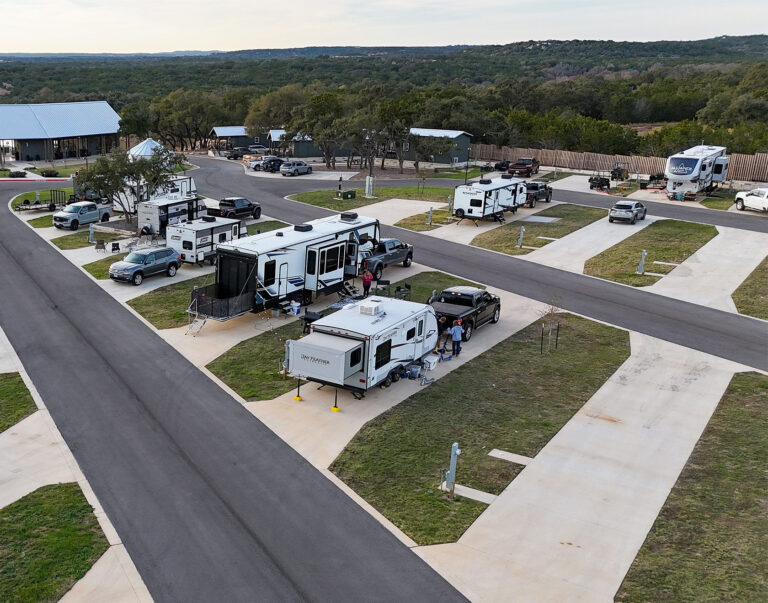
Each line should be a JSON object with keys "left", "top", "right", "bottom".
{"left": 194, "top": 157, "right": 768, "bottom": 372}
{"left": 0, "top": 185, "right": 464, "bottom": 600}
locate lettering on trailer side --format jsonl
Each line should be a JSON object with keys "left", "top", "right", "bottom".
{"left": 300, "top": 354, "right": 330, "bottom": 365}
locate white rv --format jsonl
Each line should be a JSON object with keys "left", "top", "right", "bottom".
{"left": 285, "top": 297, "right": 438, "bottom": 395}
{"left": 137, "top": 196, "right": 207, "bottom": 236}
{"left": 192, "top": 212, "right": 380, "bottom": 319}
{"left": 453, "top": 176, "right": 527, "bottom": 220}
{"left": 122, "top": 175, "right": 198, "bottom": 213}
{"left": 665, "top": 145, "right": 729, "bottom": 198}
{"left": 166, "top": 216, "right": 245, "bottom": 265}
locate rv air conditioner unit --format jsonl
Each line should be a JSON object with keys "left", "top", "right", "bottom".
{"left": 294, "top": 224, "right": 313, "bottom": 232}
{"left": 202, "top": 215, "right": 216, "bottom": 222}
{"left": 340, "top": 212, "right": 359, "bottom": 222}
{"left": 500, "top": 174, "right": 513, "bottom": 179}
{"left": 359, "top": 300, "right": 382, "bottom": 315}
{"left": 479, "top": 179, "right": 492, "bottom": 185}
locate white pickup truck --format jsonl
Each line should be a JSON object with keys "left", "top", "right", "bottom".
{"left": 53, "top": 201, "right": 113, "bottom": 230}
{"left": 735, "top": 188, "right": 768, "bottom": 212}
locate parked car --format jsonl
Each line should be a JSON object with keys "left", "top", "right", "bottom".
{"left": 525, "top": 181, "right": 552, "bottom": 204}
{"left": 223, "top": 147, "right": 248, "bottom": 160}
{"left": 248, "top": 144, "right": 269, "bottom": 154}
{"left": 109, "top": 248, "right": 182, "bottom": 286}
{"left": 428, "top": 286, "right": 500, "bottom": 342}
{"left": 53, "top": 201, "right": 112, "bottom": 230}
{"left": 280, "top": 161, "right": 312, "bottom": 176}
{"left": 248, "top": 155, "right": 278, "bottom": 170}
{"left": 208, "top": 197, "right": 262, "bottom": 220}
{"left": 262, "top": 158, "right": 284, "bottom": 173}
{"left": 494, "top": 160, "right": 510, "bottom": 171}
{"left": 609, "top": 201, "right": 647, "bottom": 224}
{"left": 360, "top": 238, "right": 413, "bottom": 280}
{"left": 735, "top": 188, "right": 768, "bottom": 212}
{"left": 507, "top": 157, "right": 540, "bottom": 177}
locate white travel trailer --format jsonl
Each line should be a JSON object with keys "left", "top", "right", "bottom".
{"left": 122, "top": 175, "right": 198, "bottom": 213}
{"left": 453, "top": 176, "right": 527, "bottom": 221}
{"left": 285, "top": 297, "right": 438, "bottom": 395}
{"left": 665, "top": 145, "right": 729, "bottom": 198}
{"left": 137, "top": 196, "right": 207, "bottom": 236}
{"left": 166, "top": 216, "right": 245, "bottom": 265}
{"left": 191, "top": 212, "right": 380, "bottom": 320}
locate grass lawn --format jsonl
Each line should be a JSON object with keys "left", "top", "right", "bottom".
{"left": 0, "top": 372, "right": 36, "bottom": 433}
{"left": 700, "top": 189, "right": 737, "bottom": 211}
{"left": 0, "top": 169, "right": 10, "bottom": 177}
{"left": 584, "top": 220, "right": 718, "bottom": 286}
{"left": 472, "top": 204, "right": 606, "bottom": 255}
{"left": 82, "top": 253, "right": 127, "bottom": 280}
{"left": 27, "top": 215, "right": 53, "bottom": 228}
{"left": 173, "top": 163, "right": 195, "bottom": 173}
{"left": 0, "top": 483, "right": 108, "bottom": 602}
{"left": 51, "top": 229, "right": 124, "bottom": 250}
{"left": 538, "top": 170, "right": 577, "bottom": 182}
{"left": 207, "top": 271, "right": 478, "bottom": 401}
{"left": 290, "top": 186, "right": 454, "bottom": 212}
{"left": 394, "top": 209, "right": 456, "bottom": 232}
{"left": 616, "top": 372, "right": 768, "bottom": 601}
{"left": 28, "top": 164, "right": 82, "bottom": 178}
{"left": 608, "top": 181, "right": 641, "bottom": 197}
{"left": 247, "top": 220, "right": 288, "bottom": 235}
{"left": 431, "top": 167, "right": 485, "bottom": 180}
{"left": 731, "top": 256, "right": 768, "bottom": 320}
{"left": 331, "top": 314, "right": 630, "bottom": 545}
{"left": 12, "top": 187, "right": 74, "bottom": 210}
{"left": 127, "top": 274, "right": 214, "bottom": 330}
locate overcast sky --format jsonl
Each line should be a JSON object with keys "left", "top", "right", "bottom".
{"left": 0, "top": 0, "right": 765, "bottom": 53}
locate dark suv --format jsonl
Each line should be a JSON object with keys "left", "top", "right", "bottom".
{"left": 109, "top": 248, "right": 182, "bottom": 286}
{"left": 209, "top": 197, "right": 262, "bottom": 220}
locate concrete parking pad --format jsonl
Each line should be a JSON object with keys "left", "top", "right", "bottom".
{"left": 415, "top": 332, "right": 748, "bottom": 602}
{"left": 549, "top": 175, "right": 598, "bottom": 195}
{"left": 521, "top": 216, "right": 661, "bottom": 273}
{"left": 353, "top": 197, "right": 447, "bottom": 225}
{"left": 645, "top": 226, "right": 768, "bottom": 312}
{"left": 61, "top": 545, "right": 152, "bottom": 603}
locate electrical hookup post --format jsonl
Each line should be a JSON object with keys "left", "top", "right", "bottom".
{"left": 364, "top": 176, "right": 375, "bottom": 199}
{"left": 441, "top": 442, "right": 461, "bottom": 498}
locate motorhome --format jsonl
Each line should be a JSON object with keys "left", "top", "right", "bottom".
{"left": 285, "top": 297, "right": 438, "bottom": 395}
{"left": 665, "top": 145, "right": 729, "bottom": 198}
{"left": 166, "top": 215, "right": 245, "bottom": 265}
{"left": 137, "top": 196, "right": 208, "bottom": 236}
{"left": 453, "top": 176, "right": 527, "bottom": 220}
{"left": 190, "top": 212, "right": 380, "bottom": 320}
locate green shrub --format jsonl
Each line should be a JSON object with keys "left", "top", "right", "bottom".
{"left": 8, "top": 171, "right": 26, "bottom": 178}
{"left": 40, "top": 169, "right": 59, "bottom": 177}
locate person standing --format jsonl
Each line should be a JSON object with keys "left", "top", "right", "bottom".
{"left": 434, "top": 315, "right": 448, "bottom": 353}
{"left": 361, "top": 268, "right": 374, "bottom": 297}
{"left": 450, "top": 320, "right": 464, "bottom": 357}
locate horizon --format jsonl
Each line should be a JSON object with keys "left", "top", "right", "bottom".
{"left": 1, "top": 0, "right": 765, "bottom": 54}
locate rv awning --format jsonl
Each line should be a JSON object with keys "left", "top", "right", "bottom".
{"left": 300, "top": 332, "right": 362, "bottom": 352}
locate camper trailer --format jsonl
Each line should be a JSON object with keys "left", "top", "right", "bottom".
{"left": 137, "top": 196, "right": 207, "bottom": 236}
{"left": 166, "top": 216, "right": 245, "bottom": 265}
{"left": 453, "top": 176, "right": 527, "bottom": 220}
{"left": 285, "top": 297, "right": 438, "bottom": 395}
{"left": 121, "top": 175, "right": 198, "bottom": 214}
{"left": 190, "top": 212, "right": 380, "bottom": 320}
{"left": 665, "top": 145, "right": 729, "bottom": 198}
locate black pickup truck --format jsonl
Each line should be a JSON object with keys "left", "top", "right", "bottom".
{"left": 428, "top": 286, "right": 500, "bottom": 342}
{"left": 208, "top": 197, "right": 262, "bottom": 220}
{"left": 361, "top": 238, "right": 413, "bottom": 280}
{"left": 525, "top": 181, "right": 552, "bottom": 205}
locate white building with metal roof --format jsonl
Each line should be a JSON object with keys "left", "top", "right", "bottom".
{"left": 0, "top": 101, "right": 120, "bottom": 163}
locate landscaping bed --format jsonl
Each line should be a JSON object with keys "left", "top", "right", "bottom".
{"left": 431, "top": 167, "right": 485, "bottom": 180}
{"left": 0, "top": 372, "right": 36, "bottom": 433}
{"left": 28, "top": 215, "right": 53, "bottom": 228}
{"left": 472, "top": 204, "right": 606, "bottom": 255}
{"left": 127, "top": 274, "right": 214, "bottom": 330}
{"left": 700, "top": 189, "right": 737, "bottom": 211}
{"left": 583, "top": 220, "right": 718, "bottom": 286}
{"left": 616, "top": 372, "right": 768, "bottom": 601}
{"left": 394, "top": 209, "right": 455, "bottom": 232}
{"left": 330, "top": 314, "right": 630, "bottom": 545}
{"left": 290, "top": 186, "right": 454, "bottom": 212}
{"left": 51, "top": 229, "right": 124, "bottom": 250}
{"left": 28, "top": 165, "right": 83, "bottom": 178}
{"left": 731, "top": 256, "right": 768, "bottom": 320}
{"left": 82, "top": 253, "right": 128, "bottom": 280}
{"left": 607, "top": 181, "right": 640, "bottom": 197}
{"left": 0, "top": 483, "right": 108, "bottom": 602}
{"left": 207, "top": 271, "right": 477, "bottom": 401}
{"left": 538, "top": 170, "right": 577, "bottom": 183}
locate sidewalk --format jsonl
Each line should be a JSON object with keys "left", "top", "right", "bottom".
{"left": 416, "top": 332, "right": 747, "bottom": 602}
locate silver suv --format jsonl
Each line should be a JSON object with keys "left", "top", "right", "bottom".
{"left": 609, "top": 201, "right": 647, "bottom": 224}
{"left": 109, "top": 248, "right": 182, "bottom": 286}
{"left": 280, "top": 161, "right": 312, "bottom": 176}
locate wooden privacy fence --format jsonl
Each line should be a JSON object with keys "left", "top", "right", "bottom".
{"left": 471, "top": 144, "right": 768, "bottom": 182}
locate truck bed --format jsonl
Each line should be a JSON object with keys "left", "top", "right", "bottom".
{"left": 430, "top": 301, "right": 474, "bottom": 319}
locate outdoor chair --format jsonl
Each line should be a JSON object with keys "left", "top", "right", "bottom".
{"left": 394, "top": 282, "right": 411, "bottom": 300}
{"left": 94, "top": 239, "right": 106, "bottom": 253}
{"left": 111, "top": 242, "right": 121, "bottom": 253}
{"left": 373, "top": 279, "right": 390, "bottom": 297}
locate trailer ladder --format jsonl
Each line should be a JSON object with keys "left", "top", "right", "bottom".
{"left": 186, "top": 297, "right": 207, "bottom": 336}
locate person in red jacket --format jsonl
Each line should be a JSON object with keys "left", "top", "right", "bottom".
{"left": 361, "top": 269, "right": 374, "bottom": 297}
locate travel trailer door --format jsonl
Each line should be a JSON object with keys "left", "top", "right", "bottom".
{"left": 713, "top": 157, "right": 729, "bottom": 183}
{"left": 316, "top": 241, "right": 346, "bottom": 293}
{"left": 344, "top": 240, "right": 359, "bottom": 277}
{"left": 305, "top": 246, "right": 320, "bottom": 291}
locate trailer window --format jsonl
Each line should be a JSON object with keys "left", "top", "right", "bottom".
{"left": 322, "top": 246, "right": 341, "bottom": 273}
{"left": 406, "top": 327, "right": 416, "bottom": 340}
{"left": 349, "top": 348, "right": 361, "bottom": 368}
{"left": 713, "top": 163, "right": 723, "bottom": 175}
{"left": 183, "top": 241, "right": 193, "bottom": 250}
{"left": 470, "top": 198, "right": 482, "bottom": 208}
{"left": 307, "top": 250, "right": 316, "bottom": 275}
{"left": 375, "top": 340, "right": 391, "bottom": 369}
{"left": 263, "top": 260, "right": 276, "bottom": 286}
{"left": 418, "top": 320, "right": 423, "bottom": 336}
{"left": 218, "top": 233, "right": 227, "bottom": 242}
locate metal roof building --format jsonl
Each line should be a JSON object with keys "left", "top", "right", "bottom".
{"left": 0, "top": 101, "right": 120, "bottom": 163}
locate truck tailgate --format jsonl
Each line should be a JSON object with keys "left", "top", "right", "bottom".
{"left": 430, "top": 301, "right": 472, "bottom": 319}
